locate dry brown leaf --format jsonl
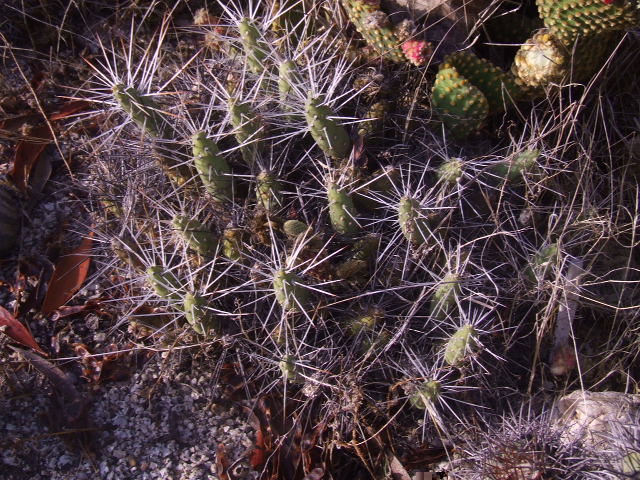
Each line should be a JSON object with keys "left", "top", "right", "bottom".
{"left": 216, "top": 443, "right": 231, "bottom": 480}
{"left": 0, "top": 305, "right": 46, "bottom": 355}
{"left": 11, "top": 124, "right": 53, "bottom": 192}
{"left": 41, "top": 232, "right": 94, "bottom": 314}
{"left": 49, "top": 100, "right": 91, "bottom": 121}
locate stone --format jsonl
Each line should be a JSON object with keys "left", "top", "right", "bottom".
{"left": 553, "top": 391, "right": 640, "bottom": 450}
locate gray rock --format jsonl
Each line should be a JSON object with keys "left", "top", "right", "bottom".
{"left": 553, "top": 390, "right": 640, "bottom": 450}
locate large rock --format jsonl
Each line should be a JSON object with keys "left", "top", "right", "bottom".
{"left": 553, "top": 391, "right": 640, "bottom": 450}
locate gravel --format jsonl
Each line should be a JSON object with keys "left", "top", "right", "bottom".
{"left": 0, "top": 351, "right": 258, "bottom": 480}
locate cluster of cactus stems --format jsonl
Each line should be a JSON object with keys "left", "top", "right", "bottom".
{"left": 429, "top": 0, "right": 640, "bottom": 138}
{"left": 81, "top": 0, "right": 640, "bottom": 477}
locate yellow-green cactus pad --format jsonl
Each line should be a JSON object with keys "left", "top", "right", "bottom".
{"left": 184, "top": 292, "right": 220, "bottom": 335}
{"left": 431, "top": 67, "right": 489, "bottom": 139}
{"left": 441, "top": 52, "right": 520, "bottom": 112}
{"left": 229, "top": 99, "right": 264, "bottom": 166}
{"left": 146, "top": 266, "right": 182, "bottom": 300}
{"left": 238, "top": 17, "right": 269, "bottom": 74}
{"left": 340, "top": 0, "right": 406, "bottom": 63}
{"left": 112, "top": 84, "right": 166, "bottom": 138}
{"left": 536, "top": 0, "right": 639, "bottom": 45}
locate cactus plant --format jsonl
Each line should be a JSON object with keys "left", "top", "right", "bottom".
{"left": 526, "top": 242, "right": 559, "bottom": 282}
{"left": 305, "top": 94, "right": 352, "bottom": 159}
{"left": 444, "top": 324, "right": 477, "bottom": 366}
{"left": 441, "top": 52, "right": 520, "bottom": 113}
{"left": 192, "top": 131, "right": 232, "bottom": 202}
{"left": 536, "top": 0, "right": 639, "bottom": 45}
{"left": 112, "top": 84, "right": 167, "bottom": 138}
{"left": 340, "top": 0, "right": 406, "bottom": 63}
{"left": 437, "top": 157, "right": 464, "bottom": 186}
{"left": 273, "top": 268, "right": 309, "bottom": 312}
{"left": 490, "top": 149, "right": 540, "bottom": 185}
{"left": 256, "top": 170, "right": 283, "bottom": 212}
{"left": 74, "top": 3, "right": 640, "bottom": 476}
{"left": 431, "top": 66, "right": 490, "bottom": 139}
{"left": 336, "top": 234, "right": 380, "bottom": 281}
{"left": 327, "top": 182, "right": 360, "bottom": 235}
{"left": 511, "top": 29, "right": 570, "bottom": 91}
{"left": 171, "top": 215, "right": 218, "bottom": 256}
{"left": 183, "top": 292, "right": 220, "bottom": 335}
{"left": 283, "top": 219, "right": 309, "bottom": 238}
{"left": 146, "top": 266, "right": 182, "bottom": 301}
{"left": 238, "top": 17, "right": 270, "bottom": 75}
{"left": 229, "top": 99, "right": 264, "bottom": 166}
{"left": 409, "top": 380, "right": 441, "bottom": 409}
{"left": 430, "top": 272, "right": 461, "bottom": 317}
{"left": 222, "top": 228, "right": 249, "bottom": 263}
{"left": 398, "top": 196, "right": 431, "bottom": 245}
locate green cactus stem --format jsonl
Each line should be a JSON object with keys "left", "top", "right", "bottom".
{"left": 305, "top": 94, "right": 352, "bottom": 159}
{"left": 184, "top": 292, "right": 220, "bottom": 335}
{"left": 398, "top": 196, "right": 431, "bottom": 245}
{"left": 222, "top": 228, "right": 249, "bottom": 263}
{"left": 409, "top": 380, "right": 441, "bottom": 409}
{"left": 444, "top": 324, "right": 477, "bottom": 366}
{"left": 112, "top": 84, "right": 192, "bottom": 185}
{"left": 349, "top": 306, "right": 384, "bottom": 335}
{"left": 430, "top": 272, "right": 461, "bottom": 317}
{"left": 327, "top": 182, "right": 360, "bottom": 236}
{"left": 192, "top": 131, "right": 232, "bottom": 202}
{"left": 491, "top": 149, "right": 540, "bottom": 184}
{"left": 112, "top": 84, "right": 167, "bottom": 138}
{"left": 283, "top": 219, "right": 309, "bottom": 238}
{"left": 256, "top": 170, "right": 283, "bottom": 212}
{"left": 146, "top": 266, "right": 182, "bottom": 300}
{"left": 526, "top": 242, "right": 559, "bottom": 282}
{"left": 171, "top": 215, "right": 218, "bottom": 256}
{"left": 279, "top": 354, "right": 304, "bottom": 383}
{"left": 336, "top": 235, "right": 380, "bottom": 281}
{"left": 238, "top": 17, "right": 269, "bottom": 74}
{"left": 278, "top": 59, "right": 303, "bottom": 119}
{"left": 437, "top": 157, "right": 464, "bottom": 186}
{"left": 273, "top": 268, "right": 308, "bottom": 312}
{"left": 431, "top": 66, "right": 489, "bottom": 139}
{"left": 229, "top": 99, "right": 264, "bottom": 167}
